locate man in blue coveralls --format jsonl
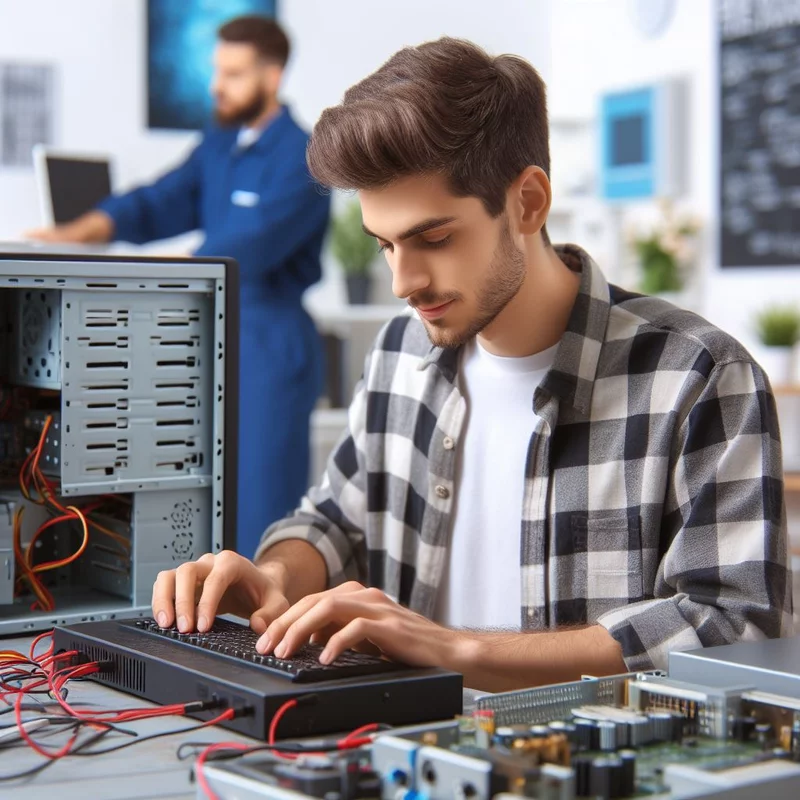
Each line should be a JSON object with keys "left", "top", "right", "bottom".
{"left": 28, "top": 16, "right": 331, "bottom": 558}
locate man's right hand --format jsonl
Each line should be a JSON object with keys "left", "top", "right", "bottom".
{"left": 24, "top": 210, "right": 115, "bottom": 244}
{"left": 24, "top": 226, "right": 75, "bottom": 243}
{"left": 151, "top": 550, "right": 291, "bottom": 636}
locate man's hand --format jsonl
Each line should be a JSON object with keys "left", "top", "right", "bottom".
{"left": 258, "top": 581, "right": 466, "bottom": 669}
{"left": 24, "top": 226, "right": 72, "bottom": 242}
{"left": 24, "top": 210, "right": 114, "bottom": 244}
{"left": 257, "top": 581, "right": 626, "bottom": 693}
{"left": 151, "top": 550, "right": 291, "bottom": 635}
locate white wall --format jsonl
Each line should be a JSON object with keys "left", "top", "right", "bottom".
{"left": 548, "top": 0, "right": 800, "bottom": 351}
{"left": 0, "top": 0, "right": 199, "bottom": 243}
{"left": 280, "top": 0, "right": 552, "bottom": 130}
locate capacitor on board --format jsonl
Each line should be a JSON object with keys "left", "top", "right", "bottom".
{"left": 597, "top": 720, "right": 617, "bottom": 752}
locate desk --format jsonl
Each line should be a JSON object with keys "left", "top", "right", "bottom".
{"left": 1, "top": 634, "right": 254, "bottom": 800}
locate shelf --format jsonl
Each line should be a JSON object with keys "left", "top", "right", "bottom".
{"left": 773, "top": 385, "right": 800, "bottom": 397}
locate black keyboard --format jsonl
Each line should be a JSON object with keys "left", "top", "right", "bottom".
{"left": 124, "top": 618, "right": 406, "bottom": 683}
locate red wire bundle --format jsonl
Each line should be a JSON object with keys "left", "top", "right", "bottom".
{"left": 14, "top": 414, "right": 131, "bottom": 611}
{"left": 1, "top": 630, "right": 234, "bottom": 764}
{"left": 4, "top": 629, "right": 380, "bottom": 797}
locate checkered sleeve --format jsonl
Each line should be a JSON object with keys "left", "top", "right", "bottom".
{"left": 598, "top": 359, "right": 793, "bottom": 671}
{"left": 253, "top": 356, "right": 372, "bottom": 588}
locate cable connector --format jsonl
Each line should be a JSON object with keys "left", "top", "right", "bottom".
{"left": 184, "top": 699, "right": 227, "bottom": 713}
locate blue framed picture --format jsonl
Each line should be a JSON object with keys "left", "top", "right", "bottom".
{"left": 147, "top": 0, "right": 278, "bottom": 131}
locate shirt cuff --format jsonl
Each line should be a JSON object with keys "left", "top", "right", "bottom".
{"left": 254, "top": 519, "right": 352, "bottom": 588}
{"left": 96, "top": 195, "right": 134, "bottom": 243}
{"left": 597, "top": 598, "right": 704, "bottom": 672}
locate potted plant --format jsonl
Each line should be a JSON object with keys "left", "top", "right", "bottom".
{"left": 628, "top": 200, "right": 700, "bottom": 302}
{"left": 330, "top": 200, "right": 378, "bottom": 305}
{"left": 753, "top": 304, "right": 800, "bottom": 387}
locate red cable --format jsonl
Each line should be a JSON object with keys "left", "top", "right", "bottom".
{"left": 14, "top": 679, "right": 79, "bottom": 759}
{"left": 337, "top": 735, "right": 375, "bottom": 749}
{"left": 47, "top": 661, "right": 211, "bottom": 725}
{"left": 340, "top": 722, "right": 380, "bottom": 741}
{"left": 196, "top": 740, "right": 251, "bottom": 800}
{"left": 29, "top": 630, "right": 54, "bottom": 663}
{"left": 267, "top": 698, "right": 298, "bottom": 745}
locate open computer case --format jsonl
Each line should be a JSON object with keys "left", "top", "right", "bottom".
{"left": 0, "top": 250, "right": 238, "bottom": 635}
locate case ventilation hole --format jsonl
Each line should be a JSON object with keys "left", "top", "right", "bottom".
{"left": 167, "top": 499, "right": 196, "bottom": 561}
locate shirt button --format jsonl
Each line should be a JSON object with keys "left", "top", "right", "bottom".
{"left": 442, "top": 436, "right": 455, "bottom": 450}
{"left": 435, "top": 485, "right": 450, "bottom": 499}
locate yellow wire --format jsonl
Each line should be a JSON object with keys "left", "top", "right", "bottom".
{"left": 13, "top": 507, "right": 52, "bottom": 610}
{"left": 30, "top": 506, "right": 90, "bottom": 574}
{"left": 87, "top": 519, "right": 132, "bottom": 552}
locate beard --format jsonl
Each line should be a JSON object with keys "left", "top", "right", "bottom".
{"left": 416, "top": 217, "right": 526, "bottom": 350}
{"left": 214, "top": 90, "right": 269, "bottom": 126}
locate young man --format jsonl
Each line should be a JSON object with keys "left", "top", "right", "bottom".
{"left": 152, "top": 38, "right": 792, "bottom": 693}
{"left": 27, "top": 17, "right": 330, "bottom": 559}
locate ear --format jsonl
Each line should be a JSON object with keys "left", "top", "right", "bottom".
{"left": 509, "top": 166, "right": 551, "bottom": 237}
{"left": 263, "top": 64, "right": 283, "bottom": 96}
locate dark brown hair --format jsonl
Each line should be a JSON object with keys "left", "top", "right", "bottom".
{"left": 307, "top": 37, "right": 550, "bottom": 243}
{"left": 218, "top": 15, "right": 290, "bottom": 68}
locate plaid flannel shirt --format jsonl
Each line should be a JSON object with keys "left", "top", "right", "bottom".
{"left": 257, "top": 244, "right": 793, "bottom": 672}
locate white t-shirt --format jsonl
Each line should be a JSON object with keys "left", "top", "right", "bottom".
{"left": 433, "top": 338, "right": 558, "bottom": 630}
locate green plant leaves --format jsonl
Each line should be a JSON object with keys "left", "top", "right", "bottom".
{"left": 330, "top": 201, "right": 378, "bottom": 276}
{"left": 754, "top": 305, "right": 800, "bottom": 347}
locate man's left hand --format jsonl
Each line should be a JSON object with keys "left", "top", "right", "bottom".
{"left": 257, "top": 581, "right": 465, "bottom": 668}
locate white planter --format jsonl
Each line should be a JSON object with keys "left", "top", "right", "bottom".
{"left": 752, "top": 345, "right": 796, "bottom": 388}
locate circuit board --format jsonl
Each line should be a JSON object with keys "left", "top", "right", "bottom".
{"left": 199, "top": 662, "right": 800, "bottom": 800}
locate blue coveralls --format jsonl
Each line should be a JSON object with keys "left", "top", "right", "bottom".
{"left": 99, "top": 106, "right": 330, "bottom": 557}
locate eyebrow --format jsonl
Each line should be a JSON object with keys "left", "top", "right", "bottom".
{"left": 362, "top": 216, "right": 457, "bottom": 242}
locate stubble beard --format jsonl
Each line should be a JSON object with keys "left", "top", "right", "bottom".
{"left": 422, "top": 219, "right": 526, "bottom": 350}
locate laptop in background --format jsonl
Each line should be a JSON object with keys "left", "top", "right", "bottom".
{"left": 33, "top": 145, "right": 113, "bottom": 226}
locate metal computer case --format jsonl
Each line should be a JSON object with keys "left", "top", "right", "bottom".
{"left": 0, "top": 252, "right": 238, "bottom": 635}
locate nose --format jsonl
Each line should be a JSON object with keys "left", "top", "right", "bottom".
{"left": 389, "top": 249, "right": 430, "bottom": 300}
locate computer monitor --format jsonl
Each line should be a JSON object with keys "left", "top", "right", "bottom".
{"left": 33, "top": 146, "right": 113, "bottom": 225}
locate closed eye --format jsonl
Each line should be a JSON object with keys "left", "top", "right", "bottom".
{"left": 422, "top": 236, "right": 451, "bottom": 249}
{"left": 377, "top": 235, "right": 451, "bottom": 253}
